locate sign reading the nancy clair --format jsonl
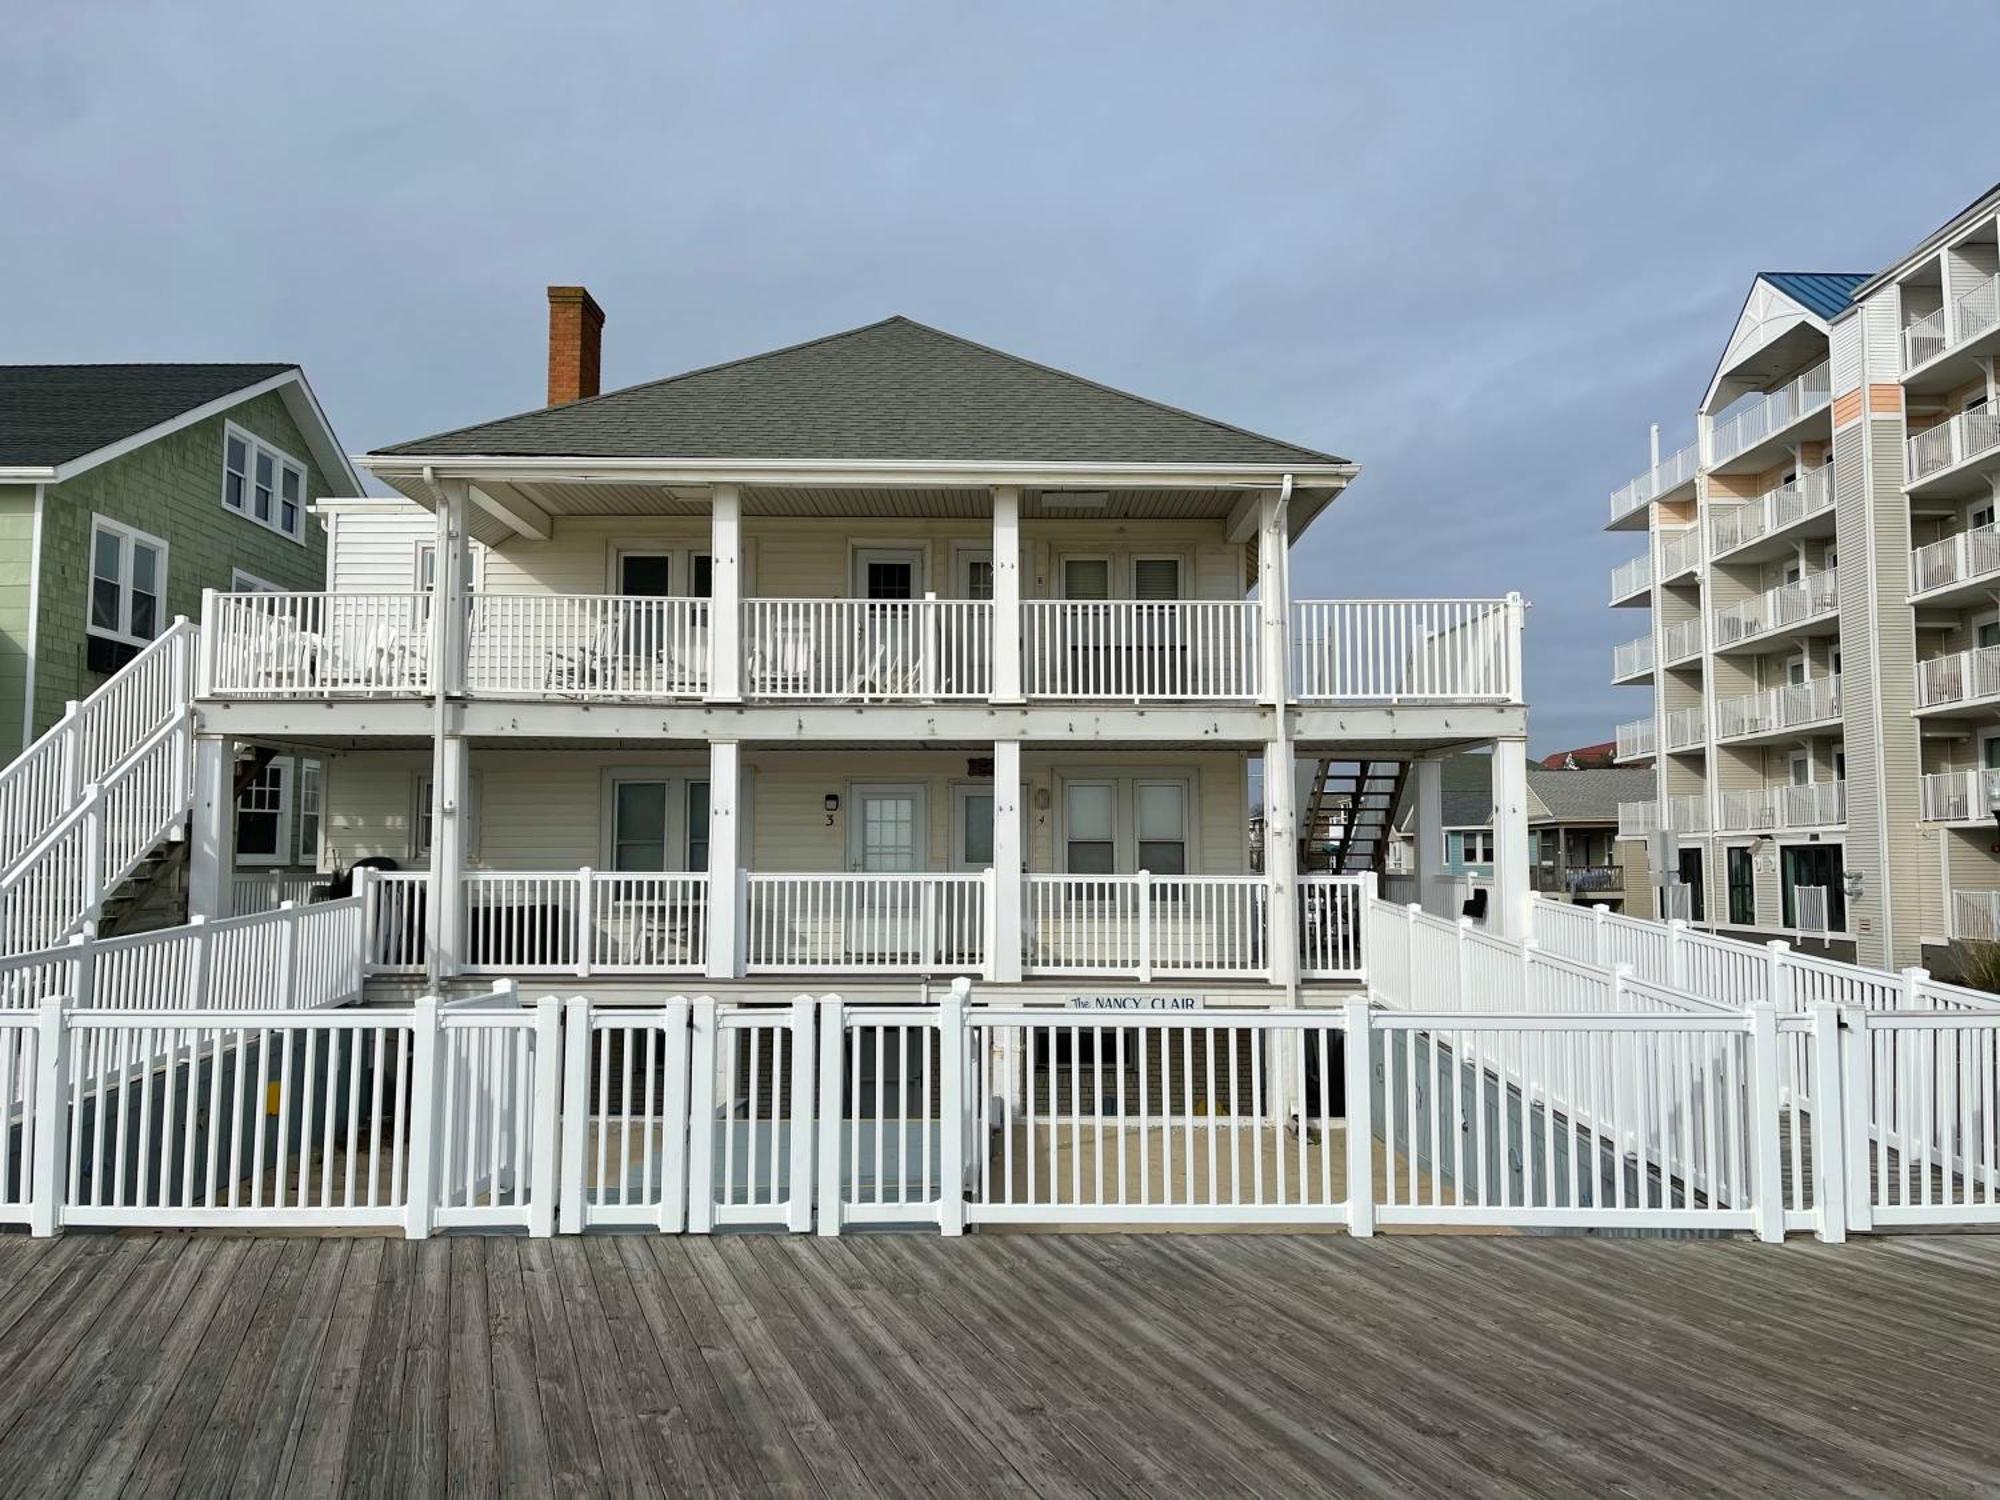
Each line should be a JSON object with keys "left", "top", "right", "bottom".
{"left": 1063, "top": 996, "right": 1204, "bottom": 1011}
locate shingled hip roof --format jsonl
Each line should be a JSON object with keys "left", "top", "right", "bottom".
{"left": 371, "top": 316, "right": 1347, "bottom": 468}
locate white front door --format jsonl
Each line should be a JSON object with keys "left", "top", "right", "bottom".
{"left": 848, "top": 784, "right": 927, "bottom": 872}
{"left": 950, "top": 785, "right": 994, "bottom": 871}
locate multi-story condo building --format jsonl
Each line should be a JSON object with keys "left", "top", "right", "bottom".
{"left": 1608, "top": 181, "right": 2000, "bottom": 971}
{"left": 18, "top": 291, "right": 1527, "bottom": 1004}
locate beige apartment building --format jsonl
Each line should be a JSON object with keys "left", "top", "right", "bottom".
{"left": 1608, "top": 181, "right": 2000, "bottom": 971}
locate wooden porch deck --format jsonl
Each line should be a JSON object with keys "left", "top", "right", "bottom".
{"left": 0, "top": 1230, "right": 1993, "bottom": 1497}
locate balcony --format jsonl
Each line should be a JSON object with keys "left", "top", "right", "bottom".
{"left": 1620, "top": 795, "right": 1707, "bottom": 838}
{"left": 1717, "top": 780, "right": 1845, "bottom": 833}
{"left": 1904, "top": 272, "right": 2000, "bottom": 387}
{"left": 1714, "top": 675, "right": 1842, "bottom": 744}
{"left": 1906, "top": 409, "right": 2000, "bottom": 497}
{"left": 1920, "top": 768, "right": 2000, "bottom": 824}
{"left": 1617, "top": 800, "right": 1657, "bottom": 838}
{"left": 1607, "top": 439, "right": 1699, "bottom": 529}
{"left": 1707, "top": 465, "right": 1835, "bottom": 563}
{"left": 1916, "top": 645, "right": 2000, "bottom": 714}
{"left": 1614, "top": 716, "right": 1654, "bottom": 762}
{"left": 1711, "top": 569, "right": 1839, "bottom": 653}
{"left": 1530, "top": 864, "right": 1622, "bottom": 896}
{"left": 201, "top": 592, "right": 1524, "bottom": 709}
{"left": 1663, "top": 706, "right": 1705, "bottom": 753}
{"left": 1910, "top": 521, "right": 2000, "bottom": 606}
{"left": 1660, "top": 618, "right": 1704, "bottom": 667}
{"left": 1612, "top": 634, "right": 1654, "bottom": 683}
{"left": 1950, "top": 888, "right": 2000, "bottom": 942}
{"left": 1657, "top": 527, "right": 1701, "bottom": 584}
{"left": 1708, "top": 361, "right": 1832, "bottom": 471}
{"left": 1609, "top": 552, "right": 1652, "bottom": 605}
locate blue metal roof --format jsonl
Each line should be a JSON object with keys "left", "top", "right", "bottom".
{"left": 1760, "top": 272, "right": 1870, "bottom": 321}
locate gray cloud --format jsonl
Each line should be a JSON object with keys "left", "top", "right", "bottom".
{"left": 5, "top": 1, "right": 1996, "bottom": 752}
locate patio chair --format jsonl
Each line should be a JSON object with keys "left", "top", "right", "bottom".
{"left": 545, "top": 616, "right": 622, "bottom": 695}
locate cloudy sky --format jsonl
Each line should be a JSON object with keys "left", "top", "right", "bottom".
{"left": 7, "top": 2, "right": 1998, "bottom": 751}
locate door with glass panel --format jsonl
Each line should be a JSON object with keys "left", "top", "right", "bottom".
{"left": 950, "top": 549, "right": 993, "bottom": 695}
{"left": 847, "top": 784, "right": 927, "bottom": 961}
{"left": 949, "top": 784, "right": 995, "bottom": 966}
{"left": 852, "top": 551, "right": 922, "bottom": 698}
{"left": 608, "top": 778, "right": 706, "bottom": 966}
{"left": 614, "top": 552, "right": 674, "bottom": 691}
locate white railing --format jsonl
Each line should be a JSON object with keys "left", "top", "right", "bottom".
{"left": 1848, "top": 1011, "right": 2000, "bottom": 1228}
{"left": 1955, "top": 272, "right": 2000, "bottom": 349}
{"left": 1904, "top": 307, "right": 1949, "bottom": 369}
{"left": 558, "top": 998, "right": 694, "bottom": 1233}
{"left": 1709, "top": 360, "right": 1832, "bottom": 465}
{"left": 1912, "top": 522, "right": 2000, "bottom": 597}
{"left": 1298, "top": 875, "right": 1366, "bottom": 977}
{"left": 1617, "top": 800, "right": 1658, "bottom": 838}
{"left": 458, "top": 870, "right": 710, "bottom": 976}
{"left": 1666, "top": 793, "right": 1709, "bottom": 834}
{"left": 1907, "top": 408, "right": 2000, "bottom": 485}
{"left": 1708, "top": 465, "right": 1834, "bottom": 558}
{"left": 1614, "top": 716, "right": 1654, "bottom": 761}
{"left": 1917, "top": 645, "right": 2000, "bottom": 709}
{"left": 1660, "top": 617, "right": 1704, "bottom": 664}
{"left": 1609, "top": 552, "right": 1652, "bottom": 602}
{"left": 1021, "top": 873, "right": 1283, "bottom": 979}
{"left": 1291, "top": 599, "right": 1519, "bottom": 703}
{"left": 1712, "top": 568, "right": 1838, "bottom": 650}
{"left": 818, "top": 998, "right": 957, "bottom": 1232}
{"left": 1657, "top": 527, "right": 1700, "bottom": 581}
{"left": 362, "top": 871, "right": 428, "bottom": 974}
{"left": 204, "top": 591, "right": 433, "bottom": 696}
{"left": 1664, "top": 706, "right": 1705, "bottom": 751}
{"left": 1613, "top": 634, "right": 1654, "bottom": 680}
{"left": 1951, "top": 889, "right": 2000, "bottom": 941}
{"left": 1716, "top": 675, "right": 1841, "bottom": 740}
{"left": 1025, "top": 600, "right": 1259, "bottom": 700}
{"left": 690, "top": 999, "right": 818, "bottom": 1231}
{"left": 230, "top": 871, "right": 330, "bottom": 916}
{"left": 1608, "top": 439, "right": 1699, "bottom": 523}
{"left": 744, "top": 597, "right": 993, "bottom": 701}
{"left": 0, "top": 621, "right": 194, "bottom": 878}
{"left": 744, "top": 873, "right": 987, "bottom": 974}
{"left": 1794, "top": 885, "right": 1830, "bottom": 935}
{"left": 1719, "top": 780, "right": 1845, "bottom": 833}
{"left": 466, "top": 594, "right": 709, "bottom": 699}
{"left": 1921, "top": 768, "right": 2000, "bottom": 823}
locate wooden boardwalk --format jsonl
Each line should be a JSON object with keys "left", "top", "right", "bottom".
{"left": 0, "top": 1230, "right": 1993, "bottom": 1497}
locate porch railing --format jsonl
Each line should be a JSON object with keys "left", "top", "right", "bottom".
{"left": 467, "top": 594, "right": 709, "bottom": 699}
{"left": 1658, "top": 527, "right": 1701, "bottom": 581}
{"left": 1708, "top": 464, "right": 1834, "bottom": 558}
{"left": 1709, "top": 360, "right": 1832, "bottom": 466}
{"left": 1660, "top": 617, "right": 1703, "bottom": 664}
{"left": 1613, "top": 634, "right": 1654, "bottom": 680}
{"left": 1951, "top": 889, "right": 2000, "bottom": 941}
{"left": 1609, "top": 552, "right": 1651, "bottom": 602}
{"left": 229, "top": 871, "right": 331, "bottom": 916}
{"left": 1715, "top": 674, "right": 1841, "bottom": 739}
{"left": 1712, "top": 568, "right": 1839, "bottom": 650}
{"left": 1291, "top": 599, "right": 1518, "bottom": 702}
{"left": 1921, "top": 768, "right": 2000, "bottom": 823}
{"left": 1663, "top": 706, "right": 1705, "bottom": 751}
{"left": 1908, "top": 408, "right": 2000, "bottom": 484}
{"left": 1718, "top": 780, "right": 1845, "bottom": 833}
{"left": 1917, "top": 645, "right": 2000, "bottom": 710}
{"left": 744, "top": 598, "right": 993, "bottom": 701}
{"left": 203, "top": 591, "right": 433, "bottom": 696}
{"left": 1912, "top": 522, "right": 2000, "bottom": 597}
{"left": 1608, "top": 438, "right": 1699, "bottom": 523}
{"left": 1023, "top": 600, "right": 1258, "bottom": 700}
{"left": 1021, "top": 874, "right": 1274, "bottom": 979}
{"left": 1904, "top": 307, "right": 1949, "bottom": 369}
{"left": 1615, "top": 716, "right": 1654, "bottom": 760}
{"left": 744, "top": 872, "right": 988, "bottom": 973}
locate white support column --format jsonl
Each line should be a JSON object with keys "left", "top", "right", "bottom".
{"left": 1263, "top": 738, "right": 1299, "bottom": 991}
{"left": 1491, "top": 737, "right": 1530, "bottom": 940}
{"left": 991, "top": 486, "right": 1022, "bottom": 704}
{"left": 706, "top": 739, "right": 743, "bottom": 979}
{"left": 187, "top": 735, "right": 233, "bottom": 921}
{"left": 990, "top": 739, "right": 1023, "bottom": 983}
{"left": 1256, "top": 486, "right": 1291, "bottom": 706}
{"left": 426, "top": 734, "right": 469, "bottom": 983}
{"left": 434, "top": 478, "right": 472, "bottom": 697}
{"left": 1412, "top": 756, "right": 1444, "bottom": 919}
{"left": 708, "top": 484, "right": 743, "bottom": 703}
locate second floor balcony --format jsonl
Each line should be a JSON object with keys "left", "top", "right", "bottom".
{"left": 1921, "top": 768, "right": 2000, "bottom": 824}
{"left": 1917, "top": 645, "right": 2000, "bottom": 714}
{"left": 1614, "top": 716, "right": 1654, "bottom": 762}
{"left": 1711, "top": 569, "right": 1839, "bottom": 653}
{"left": 1717, "top": 780, "right": 1845, "bottom": 833}
{"left": 1617, "top": 793, "right": 1707, "bottom": 839}
{"left": 199, "top": 590, "right": 1525, "bottom": 709}
{"left": 1906, "top": 408, "right": 2000, "bottom": 496}
{"left": 1662, "top": 706, "right": 1705, "bottom": 753}
{"left": 1713, "top": 675, "right": 1842, "bottom": 744}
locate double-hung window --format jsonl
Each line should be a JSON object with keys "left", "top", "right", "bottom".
{"left": 1060, "top": 776, "right": 1193, "bottom": 876}
{"left": 222, "top": 422, "right": 307, "bottom": 541}
{"left": 88, "top": 517, "right": 167, "bottom": 647}
{"left": 610, "top": 777, "right": 711, "bottom": 872}
{"left": 1063, "top": 782, "right": 1117, "bottom": 874}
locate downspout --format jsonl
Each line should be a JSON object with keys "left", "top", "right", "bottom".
{"left": 1273, "top": 473, "right": 1296, "bottom": 1014}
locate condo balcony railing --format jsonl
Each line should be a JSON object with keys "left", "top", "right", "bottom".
{"left": 1660, "top": 617, "right": 1704, "bottom": 665}
{"left": 1911, "top": 521, "right": 2000, "bottom": 597}
{"left": 201, "top": 593, "right": 1524, "bottom": 707}
{"left": 1707, "top": 465, "right": 1834, "bottom": 558}
{"left": 1529, "top": 863, "right": 1621, "bottom": 895}
{"left": 1907, "top": 408, "right": 2000, "bottom": 485}
{"left": 1666, "top": 792, "right": 1709, "bottom": 833}
{"left": 1657, "top": 527, "right": 1701, "bottom": 582}
{"left": 1663, "top": 706, "right": 1705, "bottom": 752}
{"left": 1613, "top": 634, "right": 1654, "bottom": 680}
{"left": 1617, "top": 800, "right": 1658, "bottom": 838}
{"left": 1614, "top": 716, "right": 1654, "bottom": 761}
{"left": 1711, "top": 568, "right": 1839, "bottom": 650}
{"left": 1621, "top": 794, "right": 1707, "bottom": 837}
{"left": 1608, "top": 439, "right": 1699, "bottom": 525}
{"left": 1917, "top": 644, "right": 2000, "bottom": 710}
{"left": 1717, "top": 780, "right": 1845, "bottom": 833}
{"left": 1709, "top": 361, "right": 1832, "bottom": 467}
{"left": 1906, "top": 273, "right": 2000, "bottom": 372}
{"left": 1714, "top": 675, "right": 1841, "bottom": 741}
{"left": 1609, "top": 552, "right": 1652, "bottom": 603}
{"left": 1920, "top": 767, "right": 2000, "bottom": 823}
{"left": 1951, "top": 888, "right": 2000, "bottom": 942}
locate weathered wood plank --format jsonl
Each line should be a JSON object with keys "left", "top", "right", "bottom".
{"left": 518, "top": 1236, "right": 609, "bottom": 1497}
{"left": 394, "top": 1238, "right": 452, "bottom": 1496}
{"left": 338, "top": 1237, "right": 416, "bottom": 1500}
{"left": 276, "top": 1236, "right": 387, "bottom": 1500}
{"left": 443, "top": 1235, "right": 497, "bottom": 1500}
{"left": 482, "top": 1239, "right": 556, "bottom": 1500}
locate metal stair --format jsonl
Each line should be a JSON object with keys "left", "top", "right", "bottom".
{"left": 0, "top": 621, "right": 199, "bottom": 952}
{"left": 1302, "top": 759, "right": 1409, "bottom": 874}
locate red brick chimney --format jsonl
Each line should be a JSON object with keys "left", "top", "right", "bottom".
{"left": 546, "top": 285, "right": 604, "bottom": 406}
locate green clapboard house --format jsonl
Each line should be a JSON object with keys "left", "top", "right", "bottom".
{"left": 0, "top": 363, "right": 360, "bottom": 750}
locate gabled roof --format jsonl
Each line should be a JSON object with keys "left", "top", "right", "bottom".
{"left": 373, "top": 315, "right": 1346, "bottom": 468}
{"left": 1757, "top": 273, "right": 1869, "bottom": 322}
{"left": 0, "top": 363, "right": 297, "bottom": 468}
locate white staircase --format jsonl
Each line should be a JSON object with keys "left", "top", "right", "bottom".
{"left": 0, "top": 621, "right": 198, "bottom": 952}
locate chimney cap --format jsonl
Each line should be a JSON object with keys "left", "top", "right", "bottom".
{"left": 547, "top": 285, "right": 604, "bottom": 320}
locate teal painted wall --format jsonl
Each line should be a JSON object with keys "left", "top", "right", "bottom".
{"left": 27, "top": 388, "right": 334, "bottom": 739}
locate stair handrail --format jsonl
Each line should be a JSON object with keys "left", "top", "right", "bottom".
{"left": 0, "top": 619, "right": 196, "bottom": 880}
{"left": 0, "top": 708, "right": 195, "bottom": 950}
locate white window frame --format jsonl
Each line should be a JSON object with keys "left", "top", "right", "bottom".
{"left": 221, "top": 420, "right": 308, "bottom": 543}
{"left": 1444, "top": 827, "right": 1495, "bottom": 868}
{"left": 412, "top": 771, "right": 481, "bottom": 863}
{"left": 600, "top": 770, "right": 709, "bottom": 873}
{"left": 1130, "top": 554, "right": 1193, "bottom": 601}
{"left": 234, "top": 758, "right": 294, "bottom": 869}
{"left": 87, "top": 515, "right": 169, "bottom": 648}
{"left": 231, "top": 567, "right": 285, "bottom": 593}
{"left": 1052, "top": 769, "right": 1201, "bottom": 875}
{"left": 296, "top": 757, "right": 323, "bottom": 869}
{"left": 1056, "top": 554, "right": 1115, "bottom": 601}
